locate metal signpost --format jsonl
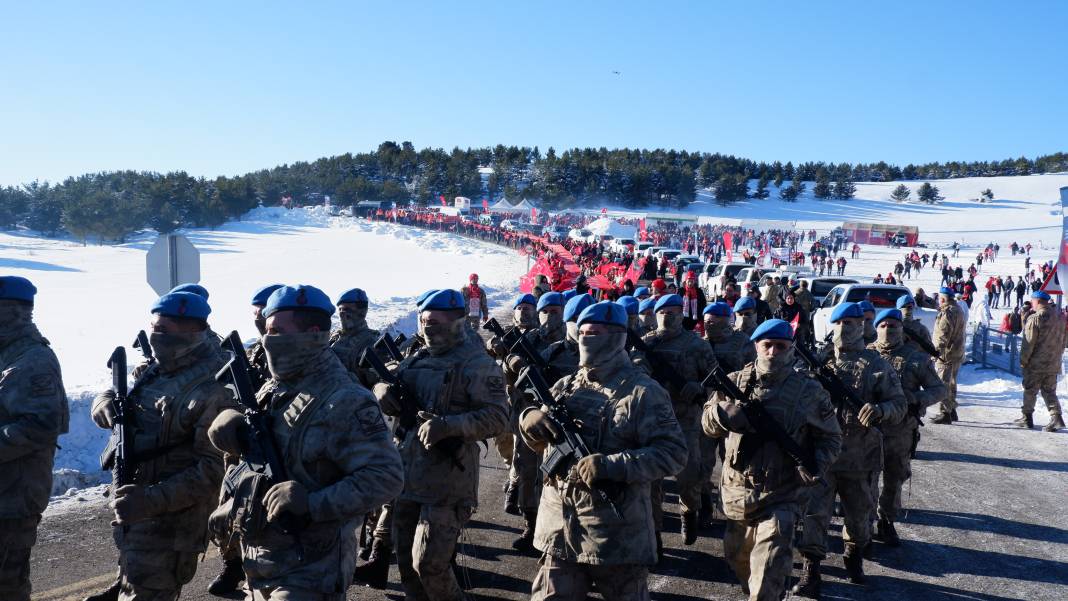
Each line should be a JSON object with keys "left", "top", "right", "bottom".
{"left": 146, "top": 234, "right": 201, "bottom": 295}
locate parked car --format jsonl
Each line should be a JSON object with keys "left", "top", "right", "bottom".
{"left": 569, "top": 228, "right": 594, "bottom": 243}
{"left": 478, "top": 213, "right": 502, "bottom": 226}
{"left": 799, "top": 277, "right": 860, "bottom": 305}
{"left": 543, "top": 224, "right": 569, "bottom": 241}
{"left": 634, "top": 241, "right": 655, "bottom": 256}
{"left": 734, "top": 267, "right": 773, "bottom": 295}
{"left": 643, "top": 246, "right": 664, "bottom": 258}
{"left": 811, "top": 283, "right": 936, "bottom": 341}
{"left": 610, "top": 237, "right": 637, "bottom": 253}
{"left": 705, "top": 262, "right": 751, "bottom": 298}
{"left": 654, "top": 249, "right": 684, "bottom": 263}
{"left": 697, "top": 262, "right": 720, "bottom": 291}
{"left": 500, "top": 219, "right": 519, "bottom": 231}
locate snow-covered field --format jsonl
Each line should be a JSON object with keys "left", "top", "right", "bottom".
{"left": 3, "top": 173, "right": 1067, "bottom": 509}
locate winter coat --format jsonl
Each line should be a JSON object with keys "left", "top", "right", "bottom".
{"left": 933, "top": 302, "right": 967, "bottom": 363}
{"left": 872, "top": 341, "right": 946, "bottom": 437}
{"left": 633, "top": 328, "right": 718, "bottom": 429}
{"left": 1020, "top": 303, "right": 1066, "bottom": 375}
{"left": 460, "top": 285, "right": 490, "bottom": 320}
{"left": 330, "top": 325, "right": 380, "bottom": 384}
{"left": 707, "top": 330, "right": 756, "bottom": 374}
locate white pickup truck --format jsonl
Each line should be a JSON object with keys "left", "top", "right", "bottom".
{"left": 812, "top": 283, "right": 938, "bottom": 342}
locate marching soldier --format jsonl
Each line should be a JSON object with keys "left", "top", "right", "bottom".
{"left": 0, "top": 276, "right": 68, "bottom": 601}
{"left": 246, "top": 284, "right": 283, "bottom": 391}
{"left": 930, "top": 287, "right": 966, "bottom": 424}
{"left": 703, "top": 302, "right": 756, "bottom": 373}
{"left": 616, "top": 295, "right": 640, "bottom": 331}
{"left": 859, "top": 300, "right": 877, "bottom": 345}
{"left": 330, "top": 287, "right": 381, "bottom": 384}
{"left": 636, "top": 297, "right": 657, "bottom": 335}
{"left": 733, "top": 297, "right": 759, "bottom": 336}
{"left": 896, "top": 294, "right": 933, "bottom": 355}
{"left": 703, "top": 319, "right": 841, "bottom": 601}
{"left": 1016, "top": 290, "right": 1066, "bottom": 431}
{"left": 519, "top": 301, "right": 687, "bottom": 600}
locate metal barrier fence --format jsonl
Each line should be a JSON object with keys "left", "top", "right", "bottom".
{"left": 970, "top": 325, "right": 1020, "bottom": 376}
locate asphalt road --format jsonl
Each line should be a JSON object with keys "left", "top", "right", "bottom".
{"left": 30, "top": 320, "right": 1068, "bottom": 601}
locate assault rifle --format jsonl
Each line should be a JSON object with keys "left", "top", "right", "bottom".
{"left": 359, "top": 347, "right": 465, "bottom": 470}
{"left": 482, "top": 318, "right": 561, "bottom": 383}
{"left": 517, "top": 366, "right": 622, "bottom": 518}
{"left": 216, "top": 331, "right": 304, "bottom": 554}
{"left": 100, "top": 331, "right": 158, "bottom": 484}
{"left": 904, "top": 327, "right": 940, "bottom": 359}
{"left": 703, "top": 364, "right": 819, "bottom": 476}
{"left": 625, "top": 329, "right": 690, "bottom": 395}
{"left": 794, "top": 342, "right": 880, "bottom": 431}
{"left": 374, "top": 332, "right": 404, "bottom": 362}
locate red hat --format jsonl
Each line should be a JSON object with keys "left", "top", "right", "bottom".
{"left": 469, "top": 273, "right": 478, "bottom": 281}
{"left": 652, "top": 278, "right": 666, "bottom": 291}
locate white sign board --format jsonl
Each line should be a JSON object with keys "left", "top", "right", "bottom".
{"left": 146, "top": 234, "right": 201, "bottom": 295}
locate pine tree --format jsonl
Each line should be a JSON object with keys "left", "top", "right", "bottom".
{"left": 773, "top": 172, "right": 784, "bottom": 188}
{"left": 917, "top": 182, "right": 943, "bottom": 204}
{"left": 813, "top": 170, "right": 832, "bottom": 199}
{"left": 791, "top": 173, "right": 806, "bottom": 196}
{"left": 833, "top": 177, "right": 856, "bottom": 200}
{"left": 890, "top": 184, "right": 911, "bottom": 202}
{"left": 713, "top": 174, "right": 748, "bottom": 205}
{"left": 0, "top": 186, "right": 29, "bottom": 229}
{"left": 980, "top": 188, "right": 994, "bottom": 202}
{"left": 753, "top": 174, "right": 770, "bottom": 199}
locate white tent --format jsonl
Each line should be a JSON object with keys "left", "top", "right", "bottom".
{"left": 585, "top": 217, "right": 637, "bottom": 239}
{"left": 488, "top": 197, "right": 536, "bottom": 213}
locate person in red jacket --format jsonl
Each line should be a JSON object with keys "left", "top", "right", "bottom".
{"left": 461, "top": 273, "right": 489, "bottom": 328}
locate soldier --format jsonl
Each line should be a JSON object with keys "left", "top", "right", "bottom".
{"left": 794, "top": 302, "right": 906, "bottom": 597}
{"left": 858, "top": 300, "right": 877, "bottom": 345}
{"left": 733, "top": 297, "right": 759, "bottom": 336}
{"left": 795, "top": 280, "right": 816, "bottom": 314}
{"left": 703, "top": 319, "right": 842, "bottom": 601}
{"left": 87, "top": 292, "right": 235, "bottom": 601}
{"left": 246, "top": 284, "right": 284, "bottom": 391}
{"left": 634, "top": 294, "right": 718, "bottom": 544}
{"left": 1016, "top": 290, "right": 1066, "bottom": 431}
{"left": 930, "top": 287, "right": 966, "bottom": 424}
{"left": 0, "top": 276, "right": 68, "bottom": 601}
{"left": 637, "top": 297, "right": 657, "bottom": 335}
{"left": 518, "top": 301, "right": 688, "bottom": 601}
{"left": 764, "top": 277, "right": 781, "bottom": 315}
{"left": 169, "top": 283, "right": 226, "bottom": 344}
{"left": 616, "top": 295, "right": 640, "bottom": 331}
{"left": 208, "top": 284, "right": 404, "bottom": 600}
{"left": 486, "top": 294, "right": 538, "bottom": 482}
{"left": 536, "top": 291, "right": 567, "bottom": 344}
{"left": 373, "top": 289, "right": 509, "bottom": 601}
{"left": 869, "top": 309, "right": 946, "bottom": 547}
{"left": 634, "top": 286, "right": 651, "bottom": 302}
{"left": 330, "top": 287, "right": 381, "bottom": 383}
{"left": 896, "top": 294, "right": 932, "bottom": 355}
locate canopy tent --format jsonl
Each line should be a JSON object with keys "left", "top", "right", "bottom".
{"left": 740, "top": 219, "right": 797, "bottom": 232}
{"left": 488, "top": 197, "right": 537, "bottom": 213}
{"left": 585, "top": 217, "right": 637, "bottom": 239}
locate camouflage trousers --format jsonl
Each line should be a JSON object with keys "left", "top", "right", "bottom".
{"left": 530, "top": 554, "right": 649, "bottom": 601}
{"left": 0, "top": 516, "right": 38, "bottom": 601}
{"left": 246, "top": 586, "right": 344, "bottom": 600}
{"left": 935, "top": 358, "right": 962, "bottom": 413}
{"left": 674, "top": 426, "right": 704, "bottom": 516}
{"left": 393, "top": 500, "right": 472, "bottom": 601}
{"left": 724, "top": 509, "right": 796, "bottom": 601}
{"left": 875, "top": 425, "right": 916, "bottom": 522}
{"left": 494, "top": 433, "right": 515, "bottom": 469}
{"left": 371, "top": 501, "right": 394, "bottom": 547}
{"left": 699, "top": 434, "right": 721, "bottom": 496}
{"left": 513, "top": 434, "right": 543, "bottom": 511}
{"left": 118, "top": 548, "right": 199, "bottom": 601}
{"left": 1022, "top": 371, "right": 1062, "bottom": 416}
{"left": 797, "top": 470, "right": 873, "bottom": 559}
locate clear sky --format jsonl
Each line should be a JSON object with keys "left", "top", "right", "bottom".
{"left": 2, "top": 1, "right": 1065, "bottom": 186}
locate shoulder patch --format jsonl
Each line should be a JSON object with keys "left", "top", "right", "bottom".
{"left": 485, "top": 374, "right": 505, "bottom": 392}
{"left": 30, "top": 373, "right": 57, "bottom": 397}
{"left": 655, "top": 399, "right": 679, "bottom": 427}
{"left": 355, "top": 403, "right": 388, "bottom": 437}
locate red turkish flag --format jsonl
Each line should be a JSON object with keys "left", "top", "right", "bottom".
{"left": 440, "top": 195, "right": 446, "bottom": 206}
{"left": 790, "top": 312, "right": 801, "bottom": 334}
{"left": 482, "top": 197, "right": 489, "bottom": 210}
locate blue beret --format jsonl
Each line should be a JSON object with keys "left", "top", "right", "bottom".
{"left": 703, "top": 301, "right": 732, "bottom": 317}
{"left": 415, "top": 289, "right": 439, "bottom": 306}
{"left": 513, "top": 293, "right": 537, "bottom": 309}
{"left": 874, "top": 308, "right": 903, "bottom": 327}
{"left": 565, "top": 294, "right": 595, "bottom": 322}
{"left": 654, "top": 294, "right": 684, "bottom": 313}
{"left": 1032, "top": 290, "right": 1051, "bottom": 301}
{"left": 537, "top": 292, "right": 565, "bottom": 311}
{"left": 830, "top": 301, "right": 864, "bottom": 323}
{"left": 170, "top": 283, "right": 209, "bottom": 300}
{"left": 337, "top": 288, "right": 369, "bottom": 305}
{"left": 152, "top": 291, "right": 210, "bottom": 320}
{"left": 858, "top": 300, "right": 875, "bottom": 315}
{"left": 576, "top": 301, "right": 628, "bottom": 328}
{"left": 562, "top": 289, "right": 578, "bottom": 302}
{"left": 0, "top": 276, "right": 37, "bottom": 303}
{"left": 634, "top": 286, "right": 650, "bottom": 299}
{"left": 939, "top": 287, "right": 954, "bottom": 296}
{"left": 638, "top": 298, "right": 656, "bottom": 314}
{"left": 750, "top": 318, "right": 793, "bottom": 342}
{"left": 895, "top": 295, "right": 915, "bottom": 309}
{"left": 251, "top": 284, "right": 283, "bottom": 307}
{"left": 616, "top": 296, "right": 639, "bottom": 315}
{"left": 418, "top": 289, "right": 464, "bottom": 312}
{"left": 734, "top": 296, "right": 756, "bottom": 313}
{"left": 264, "top": 284, "right": 336, "bottom": 318}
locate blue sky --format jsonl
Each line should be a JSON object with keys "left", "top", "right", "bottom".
{"left": 2, "top": 1, "right": 1065, "bottom": 186}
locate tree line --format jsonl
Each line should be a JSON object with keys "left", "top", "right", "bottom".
{"left": 0, "top": 141, "right": 1065, "bottom": 243}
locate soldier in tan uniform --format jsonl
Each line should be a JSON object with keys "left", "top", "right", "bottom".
{"left": 374, "top": 289, "right": 509, "bottom": 601}
{"left": 519, "top": 301, "right": 687, "bottom": 601}
{"left": 0, "top": 277, "right": 68, "bottom": 601}
{"left": 637, "top": 297, "right": 657, "bottom": 335}
{"left": 208, "top": 284, "right": 404, "bottom": 601}
{"left": 733, "top": 297, "right": 759, "bottom": 337}
{"left": 794, "top": 302, "right": 906, "bottom": 597}
{"left": 87, "top": 292, "right": 235, "bottom": 601}
{"left": 703, "top": 318, "right": 841, "bottom": 601}
{"left": 330, "top": 287, "right": 380, "bottom": 385}
{"left": 869, "top": 309, "right": 946, "bottom": 547}
{"left": 930, "top": 287, "right": 967, "bottom": 424}
{"left": 1016, "top": 290, "right": 1066, "bottom": 432}
{"left": 486, "top": 294, "right": 539, "bottom": 478}
{"left": 896, "top": 294, "right": 933, "bottom": 355}
{"left": 632, "top": 294, "right": 718, "bottom": 545}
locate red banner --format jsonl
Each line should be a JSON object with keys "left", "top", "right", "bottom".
{"left": 439, "top": 195, "right": 446, "bottom": 206}
{"left": 530, "top": 207, "right": 537, "bottom": 222}
{"left": 724, "top": 232, "right": 734, "bottom": 263}
{"left": 482, "top": 197, "right": 489, "bottom": 210}
{"left": 639, "top": 218, "right": 647, "bottom": 241}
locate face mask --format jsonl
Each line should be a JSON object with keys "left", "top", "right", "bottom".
{"left": 566, "top": 321, "right": 579, "bottom": 342}
{"left": 339, "top": 306, "right": 368, "bottom": 333}
{"left": 705, "top": 320, "right": 730, "bottom": 340}
{"left": 878, "top": 325, "right": 904, "bottom": 348}
{"left": 515, "top": 308, "right": 537, "bottom": 329}
{"left": 254, "top": 315, "right": 267, "bottom": 337}
{"left": 864, "top": 320, "right": 876, "bottom": 341}
{"left": 834, "top": 321, "right": 865, "bottom": 349}
{"left": 150, "top": 330, "right": 207, "bottom": 369}
{"left": 627, "top": 315, "right": 639, "bottom": 331}
{"left": 263, "top": 331, "right": 330, "bottom": 380}
{"left": 421, "top": 317, "right": 465, "bottom": 355}
{"left": 737, "top": 314, "right": 757, "bottom": 333}
{"left": 540, "top": 311, "right": 563, "bottom": 331}
{"left": 578, "top": 331, "right": 627, "bottom": 368}
{"left": 755, "top": 347, "right": 795, "bottom": 376}
{"left": 640, "top": 313, "right": 656, "bottom": 329}
{"left": 901, "top": 305, "right": 914, "bottom": 320}
{"left": 657, "top": 312, "right": 683, "bottom": 334}
{"left": 0, "top": 304, "right": 31, "bottom": 346}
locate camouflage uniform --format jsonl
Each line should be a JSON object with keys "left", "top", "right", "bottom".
{"left": 795, "top": 286, "right": 816, "bottom": 314}
{"left": 703, "top": 363, "right": 841, "bottom": 601}
{"left": 702, "top": 328, "right": 756, "bottom": 504}
{"left": 246, "top": 338, "right": 272, "bottom": 392}
{"left": 0, "top": 321, "right": 68, "bottom": 601}
{"left": 902, "top": 317, "right": 933, "bottom": 356}
{"left": 388, "top": 334, "right": 509, "bottom": 601}
{"left": 932, "top": 301, "right": 966, "bottom": 415}
{"left": 505, "top": 328, "right": 561, "bottom": 514}
{"left": 329, "top": 323, "right": 380, "bottom": 385}
{"left": 521, "top": 353, "right": 687, "bottom": 601}
{"left": 1020, "top": 303, "right": 1066, "bottom": 421}
{"left": 224, "top": 347, "right": 403, "bottom": 600}
{"left": 797, "top": 344, "right": 906, "bottom": 561}
{"left": 94, "top": 336, "right": 234, "bottom": 600}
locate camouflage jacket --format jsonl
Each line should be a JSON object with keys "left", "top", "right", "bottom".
{"left": 933, "top": 303, "right": 967, "bottom": 363}
{"left": 330, "top": 326, "right": 380, "bottom": 385}
{"left": 872, "top": 341, "right": 946, "bottom": 436}
{"left": 707, "top": 330, "right": 756, "bottom": 374}
{"left": 1021, "top": 304, "right": 1066, "bottom": 374}
{"left": 824, "top": 347, "right": 907, "bottom": 472}
{"left": 632, "top": 328, "right": 718, "bottom": 428}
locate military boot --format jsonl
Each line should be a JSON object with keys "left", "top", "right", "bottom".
{"left": 930, "top": 411, "right": 953, "bottom": 424}
{"left": 1014, "top": 413, "right": 1034, "bottom": 429}
{"left": 843, "top": 543, "right": 866, "bottom": 584}
{"left": 681, "top": 511, "right": 698, "bottom": 545}
{"left": 875, "top": 517, "right": 901, "bottom": 547}
{"left": 503, "top": 480, "right": 520, "bottom": 516}
{"left": 791, "top": 556, "right": 821, "bottom": 598}
{"left": 950, "top": 409, "right": 959, "bottom": 422}
{"left": 352, "top": 538, "right": 391, "bottom": 590}
{"left": 207, "top": 557, "right": 245, "bottom": 595}
{"left": 82, "top": 578, "right": 121, "bottom": 601}
{"left": 1044, "top": 414, "right": 1066, "bottom": 432}
{"left": 512, "top": 510, "right": 537, "bottom": 553}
